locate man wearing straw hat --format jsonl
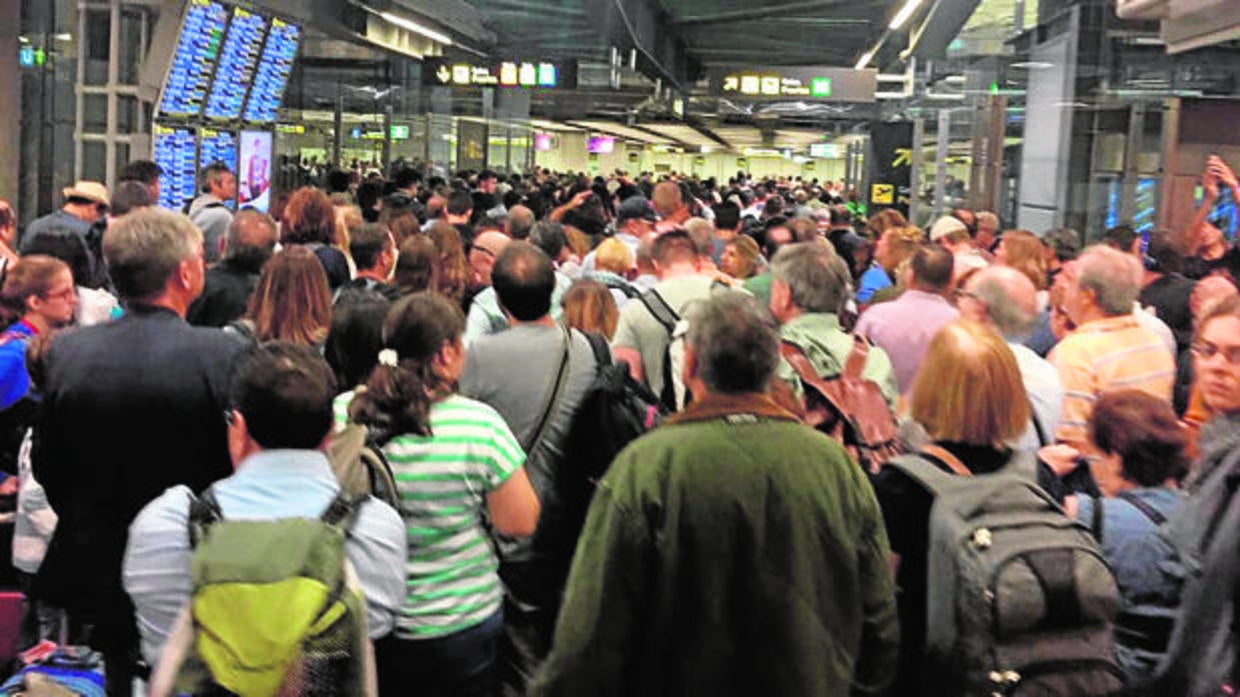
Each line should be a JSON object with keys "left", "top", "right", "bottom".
{"left": 20, "top": 181, "right": 109, "bottom": 252}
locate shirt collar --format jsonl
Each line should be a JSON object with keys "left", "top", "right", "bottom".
{"left": 666, "top": 391, "right": 799, "bottom": 426}
{"left": 1075, "top": 314, "right": 1140, "bottom": 334}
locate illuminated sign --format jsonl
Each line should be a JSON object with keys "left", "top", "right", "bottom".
{"left": 424, "top": 58, "right": 578, "bottom": 90}
{"left": 390, "top": 124, "right": 410, "bottom": 140}
{"left": 276, "top": 123, "right": 305, "bottom": 134}
{"left": 242, "top": 16, "right": 301, "bottom": 124}
{"left": 809, "top": 143, "right": 841, "bottom": 158}
{"left": 18, "top": 45, "right": 46, "bottom": 68}
{"left": 710, "top": 66, "right": 877, "bottom": 103}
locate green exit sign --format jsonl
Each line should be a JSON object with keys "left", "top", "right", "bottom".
{"left": 390, "top": 124, "right": 410, "bottom": 140}
{"left": 811, "top": 77, "right": 831, "bottom": 97}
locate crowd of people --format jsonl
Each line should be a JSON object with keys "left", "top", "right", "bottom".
{"left": 0, "top": 153, "right": 1236, "bottom": 696}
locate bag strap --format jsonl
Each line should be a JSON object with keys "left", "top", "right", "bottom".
{"left": 1030, "top": 402, "right": 1049, "bottom": 447}
{"left": 1090, "top": 495, "right": 1105, "bottom": 542}
{"left": 522, "top": 326, "right": 572, "bottom": 454}
{"left": 885, "top": 453, "right": 960, "bottom": 499}
{"left": 320, "top": 489, "right": 364, "bottom": 532}
{"left": 840, "top": 335, "right": 869, "bottom": 382}
{"left": 583, "top": 331, "right": 612, "bottom": 368}
{"left": 920, "top": 444, "right": 973, "bottom": 477}
{"left": 638, "top": 289, "right": 679, "bottom": 334}
{"left": 187, "top": 488, "right": 224, "bottom": 549}
{"left": 1115, "top": 490, "right": 1168, "bottom": 526}
{"left": 779, "top": 341, "right": 840, "bottom": 398}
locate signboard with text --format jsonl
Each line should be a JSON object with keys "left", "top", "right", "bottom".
{"left": 710, "top": 66, "right": 877, "bottom": 103}
{"left": 423, "top": 58, "right": 578, "bottom": 90}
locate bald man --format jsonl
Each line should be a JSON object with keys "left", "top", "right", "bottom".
{"left": 507, "top": 205, "right": 535, "bottom": 240}
{"left": 957, "top": 265, "right": 1063, "bottom": 452}
{"left": 187, "top": 210, "right": 279, "bottom": 327}
{"left": 464, "top": 230, "right": 574, "bottom": 345}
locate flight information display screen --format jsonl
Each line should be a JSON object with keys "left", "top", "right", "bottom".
{"left": 204, "top": 6, "right": 268, "bottom": 121}
{"left": 199, "top": 128, "right": 238, "bottom": 209}
{"left": 157, "top": 0, "right": 229, "bottom": 118}
{"left": 154, "top": 125, "right": 198, "bottom": 211}
{"left": 243, "top": 17, "right": 300, "bottom": 124}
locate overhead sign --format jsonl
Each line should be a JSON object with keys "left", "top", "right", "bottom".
{"left": 423, "top": 58, "right": 578, "bottom": 90}
{"left": 18, "top": 45, "right": 46, "bottom": 68}
{"left": 809, "top": 143, "right": 841, "bottom": 158}
{"left": 390, "top": 124, "right": 410, "bottom": 140}
{"left": 710, "top": 66, "right": 877, "bottom": 103}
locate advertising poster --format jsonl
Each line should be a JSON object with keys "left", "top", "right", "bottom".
{"left": 238, "top": 130, "right": 272, "bottom": 212}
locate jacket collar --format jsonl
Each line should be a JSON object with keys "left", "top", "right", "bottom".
{"left": 667, "top": 391, "right": 799, "bottom": 426}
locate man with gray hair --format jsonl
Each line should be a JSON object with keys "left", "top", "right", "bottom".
{"left": 187, "top": 209, "right": 278, "bottom": 327}
{"left": 187, "top": 162, "right": 236, "bottom": 264}
{"left": 33, "top": 208, "right": 246, "bottom": 693}
{"left": 1048, "top": 245, "right": 1174, "bottom": 449}
{"left": 534, "top": 291, "right": 899, "bottom": 696}
{"left": 768, "top": 242, "right": 897, "bottom": 407}
{"left": 506, "top": 204, "right": 535, "bottom": 240}
{"left": 958, "top": 265, "right": 1064, "bottom": 451}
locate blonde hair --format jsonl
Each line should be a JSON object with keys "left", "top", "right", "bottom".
{"left": 999, "top": 230, "right": 1050, "bottom": 290}
{"left": 561, "top": 279, "right": 618, "bottom": 339}
{"left": 909, "top": 319, "right": 1030, "bottom": 447}
{"left": 594, "top": 238, "right": 634, "bottom": 275}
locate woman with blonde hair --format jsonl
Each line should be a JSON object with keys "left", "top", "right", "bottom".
{"left": 995, "top": 229, "right": 1051, "bottom": 291}
{"left": 871, "top": 318, "right": 1031, "bottom": 694}
{"left": 719, "top": 235, "right": 761, "bottom": 281}
{"left": 232, "top": 246, "right": 332, "bottom": 347}
{"left": 561, "top": 279, "right": 619, "bottom": 339}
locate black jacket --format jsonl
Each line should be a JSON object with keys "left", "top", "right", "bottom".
{"left": 186, "top": 258, "right": 262, "bottom": 328}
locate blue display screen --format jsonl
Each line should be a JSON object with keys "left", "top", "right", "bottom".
{"left": 243, "top": 17, "right": 300, "bottom": 124}
{"left": 199, "top": 129, "right": 237, "bottom": 209}
{"left": 157, "top": 0, "right": 228, "bottom": 118}
{"left": 154, "top": 125, "right": 198, "bottom": 211}
{"left": 204, "top": 7, "right": 268, "bottom": 121}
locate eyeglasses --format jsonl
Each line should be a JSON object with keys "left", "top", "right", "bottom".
{"left": 1192, "top": 341, "right": 1240, "bottom": 365}
{"left": 41, "top": 287, "right": 76, "bottom": 302}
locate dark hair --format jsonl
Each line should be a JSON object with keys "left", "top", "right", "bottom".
{"left": 349, "top": 223, "right": 393, "bottom": 271}
{"left": 325, "top": 291, "right": 391, "bottom": 389}
{"left": 200, "top": 162, "right": 233, "bottom": 194}
{"left": 530, "top": 221, "right": 567, "bottom": 260}
{"left": 652, "top": 229, "right": 698, "bottom": 265}
{"left": 1090, "top": 389, "right": 1189, "bottom": 486}
{"left": 447, "top": 189, "right": 473, "bottom": 216}
{"left": 1146, "top": 229, "right": 1184, "bottom": 274}
{"left": 686, "top": 291, "right": 779, "bottom": 394}
{"left": 492, "top": 242, "right": 555, "bottom": 321}
{"left": 355, "top": 182, "right": 384, "bottom": 224}
{"left": 393, "top": 168, "right": 422, "bottom": 190}
{"left": 23, "top": 228, "right": 92, "bottom": 287}
{"left": 326, "top": 169, "right": 351, "bottom": 194}
{"left": 1103, "top": 225, "right": 1138, "bottom": 253}
{"left": 713, "top": 202, "right": 741, "bottom": 231}
{"left": 230, "top": 341, "right": 338, "bottom": 449}
{"left": 110, "top": 181, "right": 155, "bottom": 217}
{"left": 394, "top": 235, "right": 438, "bottom": 295}
{"left": 118, "top": 160, "right": 162, "bottom": 185}
{"left": 912, "top": 244, "right": 954, "bottom": 291}
{"left": 349, "top": 292, "right": 465, "bottom": 438}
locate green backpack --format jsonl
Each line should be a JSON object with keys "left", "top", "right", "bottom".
{"left": 172, "top": 489, "right": 372, "bottom": 696}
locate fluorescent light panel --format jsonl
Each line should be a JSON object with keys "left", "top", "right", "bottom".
{"left": 889, "top": 0, "right": 926, "bottom": 30}
{"left": 379, "top": 11, "right": 453, "bottom": 46}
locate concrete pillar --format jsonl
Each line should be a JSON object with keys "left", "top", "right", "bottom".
{"left": 0, "top": 0, "right": 21, "bottom": 212}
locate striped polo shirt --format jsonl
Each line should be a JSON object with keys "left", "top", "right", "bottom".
{"left": 381, "top": 394, "right": 525, "bottom": 639}
{"left": 1049, "top": 314, "right": 1175, "bottom": 445}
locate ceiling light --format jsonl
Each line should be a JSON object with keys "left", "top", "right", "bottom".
{"left": 889, "top": 0, "right": 926, "bottom": 30}
{"left": 1010, "top": 61, "right": 1053, "bottom": 70}
{"left": 379, "top": 11, "right": 453, "bottom": 45}
{"left": 855, "top": 50, "right": 875, "bottom": 70}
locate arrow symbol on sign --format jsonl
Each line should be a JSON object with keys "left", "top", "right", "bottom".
{"left": 436, "top": 65, "right": 451, "bottom": 83}
{"left": 723, "top": 76, "right": 738, "bottom": 92}
{"left": 893, "top": 148, "right": 912, "bottom": 167}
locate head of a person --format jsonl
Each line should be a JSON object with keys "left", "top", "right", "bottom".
{"left": 0, "top": 255, "right": 76, "bottom": 329}
{"left": 492, "top": 241, "right": 555, "bottom": 322}
{"left": 245, "top": 246, "right": 332, "bottom": 346}
{"left": 506, "top": 205, "right": 535, "bottom": 240}
{"left": 721, "top": 235, "right": 761, "bottom": 280}
{"left": 348, "top": 292, "right": 467, "bottom": 437}
{"left": 652, "top": 180, "right": 684, "bottom": 217}
{"left": 594, "top": 237, "right": 635, "bottom": 277}
{"left": 652, "top": 229, "right": 700, "bottom": 277}
{"left": 1145, "top": 229, "right": 1185, "bottom": 275}
{"left": 615, "top": 196, "right": 658, "bottom": 237}
{"left": 118, "top": 159, "right": 163, "bottom": 200}
{"left": 1193, "top": 293, "right": 1240, "bottom": 416}
{"left": 350, "top": 223, "right": 397, "bottom": 276}
{"left": 281, "top": 187, "right": 336, "bottom": 245}
{"left": 959, "top": 265, "right": 1039, "bottom": 340}
{"left": 929, "top": 215, "right": 972, "bottom": 251}
{"left": 109, "top": 181, "right": 155, "bottom": 219}
{"left": 223, "top": 209, "right": 278, "bottom": 270}
{"left": 762, "top": 218, "right": 793, "bottom": 259}
{"left": 103, "top": 208, "right": 204, "bottom": 306}
{"left": 909, "top": 319, "right": 1030, "bottom": 448}
{"left": 769, "top": 242, "right": 850, "bottom": 322}
{"left": 477, "top": 169, "right": 498, "bottom": 194}
{"left": 0, "top": 199, "right": 14, "bottom": 245}
{"left": 325, "top": 291, "right": 391, "bottom": 390}
{"left": 713, "top": 202, "right": 741, "bottom": 233}
{"left": 1043, "top": 227, "right": 1081, "bottom": 264}
{"left": 909, "top": 243, "right": 955, "bottom": 294}
{"left": 393, "top": 167, "right": 421, "bottom": 193}
{"left": 228, "top": 342, "right": 337, "bottom": 457}
{"left": 1102, "top": 224, "right": 1140, "bottom": 257}
{"left": 874, "top": 225, "right": 924, "bottom": 272}
{"left": 995, "top": 229, "right": 1050, "bottom": 290}
{"left": 22, "top": 228, "right": 93, "bottom": 291}
{"left": 1088, "top": 390, "right": 1188, "bottom": 494}
{"left": 446, "top": 189, "right": 473, "bottom": 220}
{"left": 201, "top": 163, "right": 236, "bottom": 200}
{"left": 683, "top": 291, "right": 779, "bottom": 396}
{"left": 529, "top": 220, "right": 567, "bottom": 263}
{"left": 469, "top": 230, "right": 512, "bottom": 288}
{"left": 61, "top": 181, "right": 109, "bottom": 222}
{"left": 427, "top": 222, "right": 469, "bottom": 303}
{"left": 865, "top": 208, "right": 908, "bottom": 240}
{"left": 561, "top": 279, "right": 618, "bottom": 338}
{"left": 976, "top": 211, "right": 1000, "bottom": 248}
{"left": 1063, "top": 245, "right": 1141, "bottom": 324}
{"left": 394, "top": 234, "right": 438, "bottom": 295}
{"left": 684, "top": 218, "right": 716, "bottom": 257}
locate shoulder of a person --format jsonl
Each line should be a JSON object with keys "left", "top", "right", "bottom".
{"left": 352, "top": 496, "right": 406, "bottom": 540}
{"left": 130, "top": 484, "right": 195, "bottom": 534}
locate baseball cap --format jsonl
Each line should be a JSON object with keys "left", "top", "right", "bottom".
{"left": 616, "top": 196, "right": 657, "bottom": 223}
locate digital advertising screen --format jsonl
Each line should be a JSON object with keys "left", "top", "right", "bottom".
{"left": 204, "top": 6, "right": 268, "bottom": 121}
{"left": 157, "top": 0, "right": 229, "bottom": 119}
{"left": 154, "top": 125, "right": 198, "bottom": 211}
{"left": 238, "top": 130, "right": 272, "bottom": 212}
{"left": 199, "top": 128, "right": 238, "bottom": 209}
{"left": 533, "top": 132, "right": 554, "bottom": 152}
{"left": 243, "top": 17, "right": 300, "bottom": 124}
{"left": 587, "top": 135, "right": 615, "bottom": 154}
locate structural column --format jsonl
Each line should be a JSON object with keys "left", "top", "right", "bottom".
{"left": 0, "top": 0, "right": 21, "bottom": 211}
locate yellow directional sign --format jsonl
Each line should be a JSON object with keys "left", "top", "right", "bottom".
{"left": 871, "top": 183, "right": 894, "bottom": 204}
{"left": 435, "top": 65, "right": 451, "bottom": 84}
{"left": 892, "top": 148, "right": 912, "bottom": 168}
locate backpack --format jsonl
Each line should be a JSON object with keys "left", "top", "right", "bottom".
{"left": 889, "top": 446, "right": 1124, "bottom": 696}
{"left": 152, "top": 488, "right": 374, "bottom": 697}
{"left": 637, "top": 289, "right": 689, "bottom": 412}
{"left": 327, "top": 423, "right": 400, "bottom": 511}
{"left": 779, "top": 338, "right": 902, "bottom": 474}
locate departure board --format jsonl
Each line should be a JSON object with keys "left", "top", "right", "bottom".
{"left": 154, "top": 125, "right": 198, "bottom": 211}
{"left": 204, "top": 7, "right": 268, "bottom": 121}
{"left": 199, "top": 128, "right": 238, "bottom": 209}
{"left": 243, "top": 17, "right": 300, "bottom": 124}
{"left": 158, "top": 0, "right": 229, "bottom": 118}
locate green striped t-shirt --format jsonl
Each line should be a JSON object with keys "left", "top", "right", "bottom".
{"left": 382, "top": 394, "right": 525, "bottom": 639}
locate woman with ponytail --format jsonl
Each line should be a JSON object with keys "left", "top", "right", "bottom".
{"left": 350, "top": 291, "right": 539, "bottom": 697}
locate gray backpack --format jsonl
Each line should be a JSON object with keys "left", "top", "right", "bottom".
{"left": 890, "top": 446, "right": 1125, "bottom": 696}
